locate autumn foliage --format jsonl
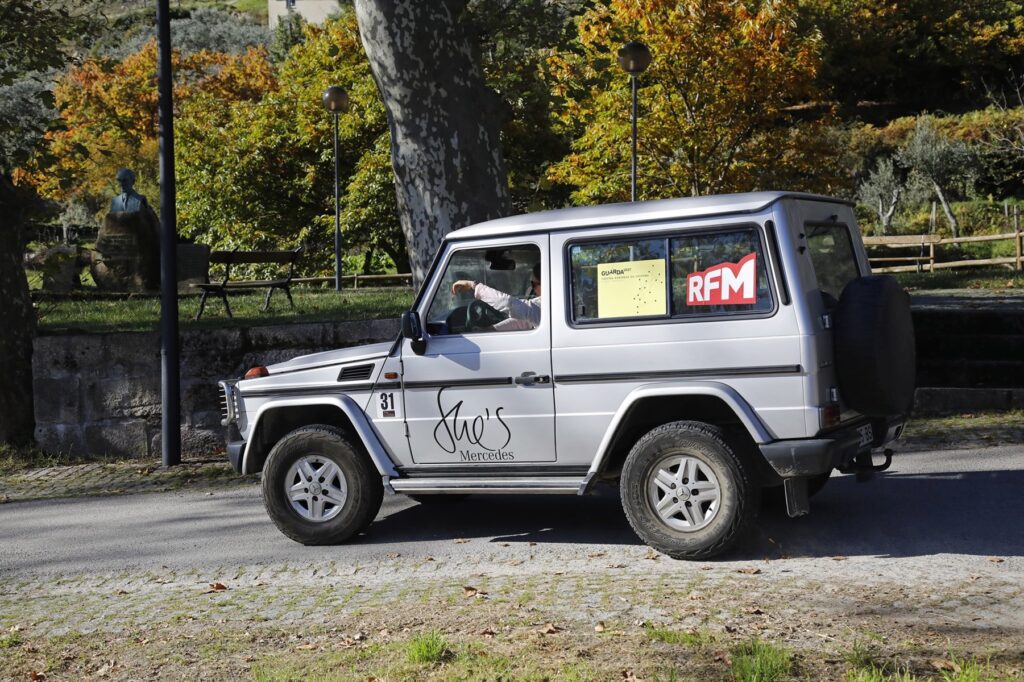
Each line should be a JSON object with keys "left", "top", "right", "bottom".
{"left": 547, "top": 0, "right": 841, "bottom": 202}
{"left": 27, "top": 41, "right": 274, "bottom": 213}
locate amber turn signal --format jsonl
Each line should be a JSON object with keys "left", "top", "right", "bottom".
{"left": 244, "top": 366, "right": 269, "bottom": 379}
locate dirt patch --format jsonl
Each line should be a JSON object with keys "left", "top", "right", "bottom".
{"left": 1, "top": 559, "right": 1021, "bottom": 681}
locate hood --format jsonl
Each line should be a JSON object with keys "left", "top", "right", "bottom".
{"left": 267, "top": 341, "right": 393, "bottom": 374}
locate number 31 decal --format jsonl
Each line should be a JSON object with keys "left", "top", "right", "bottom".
{"left": 376, "top": 392, "right": 401, "bottom": 419}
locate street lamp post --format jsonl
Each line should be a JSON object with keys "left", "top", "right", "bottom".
{"left": 617, "top": 41, "right": 652, "bottom": 202}
{"left": 322, "top": 86, "right": 349, "bottom": 291}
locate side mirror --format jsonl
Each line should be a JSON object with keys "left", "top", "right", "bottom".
{"left": 400, "top": 311, "right": 426, "bottom": 355}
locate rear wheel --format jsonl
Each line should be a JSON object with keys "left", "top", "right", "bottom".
{"left": 262, "top": 425, "right": 383, "bottom": 545}
{"left": 620, "top": 421, "right": 759, "bottom": 560}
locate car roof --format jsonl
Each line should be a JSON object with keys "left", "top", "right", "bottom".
{"left": 446, "top": 191, "right": 849, "bottom": 242}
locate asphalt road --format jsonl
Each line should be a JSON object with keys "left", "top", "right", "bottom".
{"left": 2, "top": 444, "right": 1022, "bottom": 578}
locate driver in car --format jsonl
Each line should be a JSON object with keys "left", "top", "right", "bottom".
{"left": 450, "top": 264, "right": 541, "bottom": 331}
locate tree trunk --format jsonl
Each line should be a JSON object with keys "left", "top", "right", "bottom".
{"left": 878, "top": 187, "right": 901, "bottom": 236}
{"left": 932, "top": 181, "right": 959, "bottom": 238}
{"left": 354, "top": 0, "right": 511, "bottom": 286}
{"left": 0, "top": 175, "right": 37, "bottom": 445}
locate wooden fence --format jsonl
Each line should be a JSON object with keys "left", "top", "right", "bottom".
{"left": 293, "top": 273, "right": 414, "bottom": 288}
{"left": 864, "top": 230, "right": 1024, "bottom": 273}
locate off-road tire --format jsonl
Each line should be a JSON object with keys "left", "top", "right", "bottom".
{"left": 620, "top": 421, "right": 759, "bottom": 560}
{"left": 262, "top": 425, "right": 383, "bottom": 545}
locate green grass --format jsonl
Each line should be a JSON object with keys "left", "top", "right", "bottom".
{"left": 645, "top": 624, "right": 715, "bottom": 648}
{"left": 846, "top": 667, "right": 919, "bottom": 682}
{"left": 730, "top": 639, "right": 793, "bottom": 682}
{"left": 0, "top": 632, "right": 23, "bottom": 649}
{"left": 405, "top": 630, "right": 452, "bottom": 664}
{"left": 895, "top": 267, "right": 1024, "bottom": 291}
{"left": 34, "top": 287, "right": 413, "bottom": 333}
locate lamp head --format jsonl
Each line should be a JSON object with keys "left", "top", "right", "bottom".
{"left": 322, "top": 86, "right": 349, "bottom": 113}
{"left": 617, "top": 41, "right": 652, "bottom": 75}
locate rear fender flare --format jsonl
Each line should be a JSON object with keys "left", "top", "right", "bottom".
{"left": 587, "top": 381, "right": 773, "bottom": 477}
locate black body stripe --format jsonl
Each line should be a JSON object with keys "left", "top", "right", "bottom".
{"left": 402, "top": 377, "right": 514, "bottom": 389}
{"left": 240, "top": 382, "right": 374, "bottom": 398}
{"left": 554, "top": 365, "right": 801, "bottom": 384}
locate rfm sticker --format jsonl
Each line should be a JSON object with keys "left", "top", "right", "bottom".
{"left": 687, "top": 252, "right": 757, "bottom": 306}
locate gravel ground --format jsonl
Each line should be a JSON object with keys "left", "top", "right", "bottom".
{"left": 1, "top": 442, "right": 1022, "bottom": 680}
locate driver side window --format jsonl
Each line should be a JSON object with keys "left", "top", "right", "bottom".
{"left": 425, "top": 244, "right": 541, "bottom": 336}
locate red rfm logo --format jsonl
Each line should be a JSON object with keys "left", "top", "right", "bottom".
{"left": 687, "top": 253, "right": 757, "bottom": 306}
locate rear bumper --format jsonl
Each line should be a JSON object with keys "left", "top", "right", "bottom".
{"left": 759, "top": 416, "right": 905, "bottom": 479}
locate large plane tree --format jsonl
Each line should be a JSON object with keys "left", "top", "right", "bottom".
{"left": 0, "top": 1, "right": 96, "bottom": 444}
{"left": 353, "top": 0, "right": 511, "bottom": 284}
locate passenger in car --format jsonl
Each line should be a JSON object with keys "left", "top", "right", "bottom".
{"left": 451, "top": 263, "right": 542, "bottom": 331}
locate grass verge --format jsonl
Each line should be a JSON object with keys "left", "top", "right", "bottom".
{"left": 730, "top": 638, "right": 793, "bottom": 681}
{"left": 34, "top": 286, "right": 413, "bottom": 333}
{"left": 895, "top": 268, "right": 1024, "bottom": 291}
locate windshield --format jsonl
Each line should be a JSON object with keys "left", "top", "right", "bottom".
{"left": 805, "top": 223, "right": 860, "bottom": 304}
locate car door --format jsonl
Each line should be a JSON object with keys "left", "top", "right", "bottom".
{"left": 399, "top": 237, "right": 556, "bottom": 466}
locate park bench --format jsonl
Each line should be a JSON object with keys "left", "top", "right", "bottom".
{"left": 193, "top": 248, "right": 301, "bottom": 320}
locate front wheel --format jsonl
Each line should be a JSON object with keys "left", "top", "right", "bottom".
{"left": 262, "top": 425, "right": 383, "bottom": 545}
{"left": 620, "top": 421, "right": 759, "bottom": 560}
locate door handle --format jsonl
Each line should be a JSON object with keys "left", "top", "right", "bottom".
{"left": 515, "top": 371, "right": 551, "bottom": 386}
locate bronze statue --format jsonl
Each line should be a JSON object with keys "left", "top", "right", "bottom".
{"left": 109, "top": 168, "right": 149, "bottom": 214}
{"left": 91, "top": 168, "right": 161, "bottom": 291}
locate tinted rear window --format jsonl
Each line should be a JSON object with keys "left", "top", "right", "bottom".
{"left": 805, "top": 223, "right": 859, "bottom": 302}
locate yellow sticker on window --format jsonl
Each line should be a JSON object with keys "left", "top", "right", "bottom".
{"left": 597, "top": 259, "right": 667, "bottom": 318}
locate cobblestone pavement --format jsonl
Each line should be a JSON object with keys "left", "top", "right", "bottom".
{"left": 0, "top": 457, "right": 255, "bottom": 504}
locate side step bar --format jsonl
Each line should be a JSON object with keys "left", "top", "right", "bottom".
{"left": 390, "top": 477, "right": 583, "bottom": 495}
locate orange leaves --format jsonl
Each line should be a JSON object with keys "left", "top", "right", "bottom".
{"left": 546, "top": 0, "right": 834, "bottom": 202}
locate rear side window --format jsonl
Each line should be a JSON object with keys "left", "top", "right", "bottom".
{"left": 568, "top": 227, "right": 774, "bottom": 323}
{"left": 805, "top": 223, "right": 860, "bottom": 302}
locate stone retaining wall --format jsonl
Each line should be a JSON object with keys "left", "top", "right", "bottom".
{"left": 33, "top": 319, "right": 400, "bottom": 458}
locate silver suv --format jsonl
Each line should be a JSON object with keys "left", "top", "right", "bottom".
{"left": 219, "top": 192, "right": 915, "bottom": 559}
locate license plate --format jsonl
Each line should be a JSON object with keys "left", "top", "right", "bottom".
{"left": 857, "top": 424, "right": 874, "bottom": 447}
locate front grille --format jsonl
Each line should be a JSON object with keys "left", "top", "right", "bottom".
{"left": 219, "top": 381, "right": 239, "bottom": 425}
{"left": 337, "top": 363, "right": 374, "bottom": 382}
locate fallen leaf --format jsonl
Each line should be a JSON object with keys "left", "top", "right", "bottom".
{"left": 607, "top": 563, "right": 626, "bottom": 569}
{"left": 989, "top": 557, "right": 1005, "bottom": 564}
{"left": 507, "top": 559, "right": 523, "bottom": 566}
{"left": 386, "top": 553, "right": 400, "bottom": 559}
{"left": 969, "top": 575, "right": 981, "bottom": 581}
{"left": 295, "top": 643, "right": 315, "bottom": 651}
{"left": 529, "top": 541, "right": 537, "bottom": 546}
{"left": 424, "top": 556, "right": 435, "bottom": 562}
{"left": 29, "top": 672, "right": 46, "bottom": 681}
{"left": 454, "top": 538, "right": 469, "bottom": 544}
{"left": 831, "top": 556, "right": 848, "bottom": 561}
{"left": 621, "top": 670, "right": 642, "bottom": 681}
{"left": 463, "top": 586, "right": 479, "bottom": 597}
{"left": 587, "top": 551, "right": 606, "bottom": 558}
{"left": 724, "top": 625, "right": 738, "bottom": 633}
{"left": 540, "top": 622, "right": 562, "bottom": 635}
{"left": 594, "top": 622, "right": 607, "bottom": 633}
{"left": 204, "top": 582, "right": 229, "bottom": 593}
{"left": 930, "top": 659, "right": 962, "bottom": 673}
{"left": 744, "top": 607, "right": 764, "bottom": 615}
{"left": 736, "top": 567, "right": 761, "bottom": 575}
{"left": 644, "top": 549, "right": 660, "bottom": 560}
{"left": 480, "top": 627, "right": 496, "bottom": 638}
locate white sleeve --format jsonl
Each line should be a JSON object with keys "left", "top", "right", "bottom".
{"left": 474, "top": 283, "right": 541, "bottom": 327}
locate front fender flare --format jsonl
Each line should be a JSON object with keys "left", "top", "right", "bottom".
{"left": 587, "top": 381, "right": 773, "bottom": 478}
{"left": 242, "top": 394, "right": 398, "bottom": 478}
